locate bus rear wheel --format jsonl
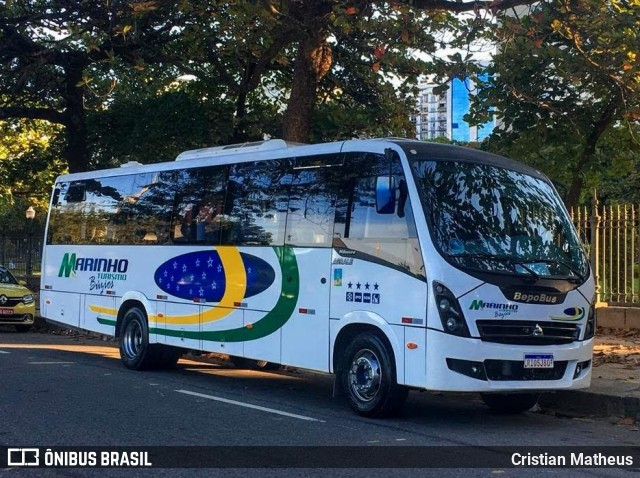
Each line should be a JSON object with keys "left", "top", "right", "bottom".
{"left": 119, "top": 306, "right": 181, "bottom": 370}
{"left": 342, "top": 332, "right": 408, "bottom": 418}
{"left": 481, "top": 393, "right": 540, "bottom": 414}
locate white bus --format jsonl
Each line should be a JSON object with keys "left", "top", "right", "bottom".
{"left": 40, "top": 138, "right": 595, "bottom": 417}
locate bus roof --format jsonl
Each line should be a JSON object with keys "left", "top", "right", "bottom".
{"left": 53, "top": 138, "right": 546, "bottom": 183}
{"left": 388, "top": 140, "right": 547, "bottom": 181}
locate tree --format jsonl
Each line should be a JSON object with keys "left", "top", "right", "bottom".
{"left": 0, "top": 0, "right": 183, "bottom": 172}
{"left": 0, "top": 118, "right": 65, "bottom": 213}
{"left": 469, "top": 0, "right": 640, "bottom": 207}
{"left": 1, "top": 0, "right": 538, "bottom": 174}
{"left": 86, "top": 84, "right": 240, "bottom": 168}
{"left": 226, "top": 0, "right": 540, "bottom": 143}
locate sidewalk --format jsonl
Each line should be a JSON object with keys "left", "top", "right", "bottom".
{"left": 540, "top": 328, "right": 640, "bottom": 423}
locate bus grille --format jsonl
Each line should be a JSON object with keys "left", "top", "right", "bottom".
{"left": 484, "top": 360, "right": 568, "bottom": 381}
{"left": 476, "top": 320, "right": 580, "bottom": 345}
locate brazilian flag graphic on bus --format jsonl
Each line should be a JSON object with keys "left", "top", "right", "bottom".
{"left": 153, "top": 250, "right": 276, "bottom": 302}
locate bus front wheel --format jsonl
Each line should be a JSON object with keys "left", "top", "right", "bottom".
{"left": 481, "top": 393, "right": 540, "bottom": 414}
{"left": 342, "top": 332, "right": 408, "bottom": 418}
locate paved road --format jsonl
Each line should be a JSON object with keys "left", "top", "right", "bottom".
{"left": 1, "top": 328, "right": 638, "bottom": 478}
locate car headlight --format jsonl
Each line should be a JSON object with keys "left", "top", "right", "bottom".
{"left": 23, "top": 294, "right": 34, "bottom": 304}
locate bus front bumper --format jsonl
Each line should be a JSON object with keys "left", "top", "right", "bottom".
{"left": 424, "top": 329, "right": 594, "bottom": 392}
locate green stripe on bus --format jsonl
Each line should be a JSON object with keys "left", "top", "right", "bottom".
{"left": 150, "top": 246, "right": 299, "bottom": 342}
{"left": 97, "top": 317, "right": 116, "bottom": 327}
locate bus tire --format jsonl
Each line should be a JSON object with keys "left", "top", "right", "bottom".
{"left": 481, "top": 393, "right": 540, "bottom": 414}
{"left": 119, "top": 306, "right": 156, "bottom": 371}
{"left": 342, "top": 332, "right": 408, "bottom": 418}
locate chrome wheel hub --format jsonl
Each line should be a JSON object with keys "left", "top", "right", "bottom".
{"left": 348, "top": 349, "right": 381, "bottom": 402}
{"left": 123, "top": 319, "right": 142, "bottom": 359}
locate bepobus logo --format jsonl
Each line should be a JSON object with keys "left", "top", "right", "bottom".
{"left": 8, "top": 448, "right": 40, "bottom": 466}
{"left": 512, "top": 292, "right": 558, "bottom": 304}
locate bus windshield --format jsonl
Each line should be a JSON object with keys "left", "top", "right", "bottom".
{"left": 412, "top": 160, "right": 588, "bottom": 282}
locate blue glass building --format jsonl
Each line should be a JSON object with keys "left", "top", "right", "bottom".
{"left": 412, "top": 73, "right": 495, "bottom": 143}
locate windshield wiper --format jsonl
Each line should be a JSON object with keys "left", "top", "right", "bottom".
{"left": 445, "top": 253, "right": 540, "bottom": 281}
{"left": 517, "top": 258, "right": 586, "bottom": 283}
{"left": 446, "top": 253, "right": 586, "bottom": 283}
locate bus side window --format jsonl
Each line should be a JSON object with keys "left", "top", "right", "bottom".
{"left": 171, "top": 166, "right": 228, "bottom": 245}
{"left": 126, "top": 172, "right": 176, "bottom": 245}
{"left": 285, "top": 156, "right": 341, "bottom": 248}
{"left": 224, "top": 161, "right": 292, "bottom": 246}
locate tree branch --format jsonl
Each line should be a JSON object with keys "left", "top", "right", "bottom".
{"left": 0, "top": 106, "right": 66, "bottom": 125}
{"left": 410, "top": 0, "right": 538, "bottom": 13}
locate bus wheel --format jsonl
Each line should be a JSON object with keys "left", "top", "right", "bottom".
{"left": 481, "top": 393, "right": 540, "bottom": 414}
{"left": 119, "top": 306, "right": 155, "bottom": 370}
{"left": 342, "top": 332, "right": 408, "bottom": 418}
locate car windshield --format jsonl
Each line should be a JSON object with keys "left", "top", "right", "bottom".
{"left": 411, "top": 160, "right": 588, "bottom": 281}
{"left": 0, "top": 267, "right": 18, "bottom": 284}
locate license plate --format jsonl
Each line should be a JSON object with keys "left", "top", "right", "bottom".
{"left": 524, "top": 354, "right": 554, "bottom": 369}
{"left": 0, "top": 308, "right": 13, "bottom": 315}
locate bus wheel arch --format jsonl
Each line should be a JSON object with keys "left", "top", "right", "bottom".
{"left": 333, "top": 324, "right": 408, "bottom": 418}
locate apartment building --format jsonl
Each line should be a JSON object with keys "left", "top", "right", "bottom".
{"left": 411, "top": 75, "right": 495, "bottom": 143}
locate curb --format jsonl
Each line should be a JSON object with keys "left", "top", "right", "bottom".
{"left": 540, "top": 389, "right": 640, "bottom": 421}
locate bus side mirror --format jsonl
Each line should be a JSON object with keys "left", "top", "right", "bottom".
{"left": 376, "top": 176, "right": 396, "bottom": 214}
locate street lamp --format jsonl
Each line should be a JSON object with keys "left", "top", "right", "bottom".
{"left": 25, "top": 206, "right": 35, "bottom": 276}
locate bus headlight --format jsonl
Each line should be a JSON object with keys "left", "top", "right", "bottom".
{"left": 584, "top": 303, "right": 596, "bottom": 340}
{"left": 433, "top": 282, "right": 470, "bottom": 338}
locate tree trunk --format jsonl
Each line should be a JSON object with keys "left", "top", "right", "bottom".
{"left": 281, "top": 23, "right": 332, "bottom": 143}
{"left": 565, "top": 97, "right": 620, "bottom": 208}
{"left": 63, "top": 59, "right": 90, "bottom": 173}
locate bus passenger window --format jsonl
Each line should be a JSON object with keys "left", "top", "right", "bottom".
{"left": 171, "top": 166, "right": 228, "bottom": 245}
{"left": 224, "top": 161, "right": 292, "bottom": 246}
{"left": 285, "top": 165, "right": 337, "bottom": 248}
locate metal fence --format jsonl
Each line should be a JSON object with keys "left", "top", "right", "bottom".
{"left": 571, "top": 195, "right": 640, "bottom": 305}
{"left": 0, "top": 230, "right": 44, "bottom": 277}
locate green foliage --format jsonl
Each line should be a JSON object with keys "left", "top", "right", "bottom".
{"left": 470, "top": 0, "right": 640, "bottom": 207}
{"left": 0, "top": 195, "right": 47, "bottom": 235}
{"left": 0, "top": 119, "right": 66, "bottom": 213}
{"left": 87, "top": 87, "right": 236, "bottom": 167}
